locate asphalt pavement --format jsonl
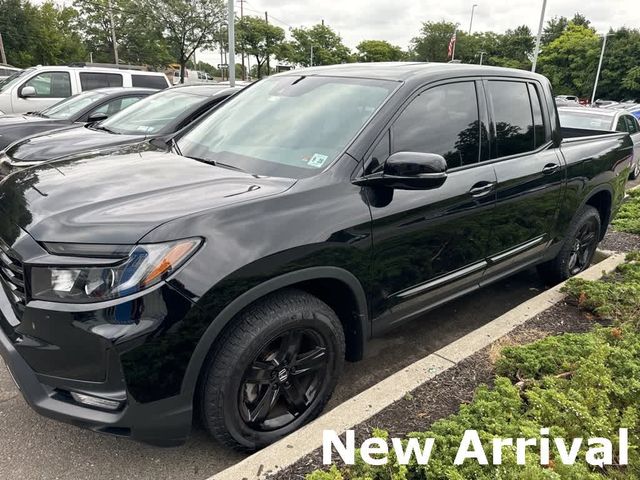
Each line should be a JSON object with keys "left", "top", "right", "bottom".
{"left": 0, "top": 268, "right": 547, "bottom": 480}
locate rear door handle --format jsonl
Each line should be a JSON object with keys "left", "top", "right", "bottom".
{"left": 542, "top": 163, "right": 560, "bottom": 175}
{"left": 469, "top": 181, "right": 495, "bottom": 197}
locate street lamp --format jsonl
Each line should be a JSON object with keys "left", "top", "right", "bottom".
{"left": 531, "top": 0, "right": 548, "bottom": 72}
{"left": 591, "top": 32, "right": 614, "bottom": 105}
{"left": 468, "top": 4, "right": 478, "bottom": 35}
{"left": 227, "top": 0, "right": 236, "bottom": 87}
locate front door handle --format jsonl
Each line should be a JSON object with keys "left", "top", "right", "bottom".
{"left": 542, "top": 163, "right": 560, "bottom": 175}
{"left": 469, "top": 181, "right": 495, "bottom": 197}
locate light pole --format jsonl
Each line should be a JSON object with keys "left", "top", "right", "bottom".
{"left": 227, "top": 0, "right": 235, "bottom": 86}
{"left": 591, "top": 33, "right": 613, "bottom": 105}
{"left": 531, "top": 0, "right": 547, "bottom": 72}
{"left": 468, "top": 4, "right": 478, "bottom": 35}
{"left": 310, "top": 45, "right": 314, "bottom": 66}
{"left": 478, "top": 50, "right": 486, "bottom": 65}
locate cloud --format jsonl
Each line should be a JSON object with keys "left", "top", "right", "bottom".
{"left": 192, "top": 0, "right": 640, "bottom": 64}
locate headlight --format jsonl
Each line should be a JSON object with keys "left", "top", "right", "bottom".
{"left": 30, "top": 238, "right": 201, "bottom": 303}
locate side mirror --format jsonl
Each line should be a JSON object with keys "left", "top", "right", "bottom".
{"left": 354, "top": 152, "right": 448, "bottom": 190}
{"left": 20, "top": 86, "right": 37, "bottom": 98}
{"left": 86, "top": 112, "right": 109, "bottom": 123}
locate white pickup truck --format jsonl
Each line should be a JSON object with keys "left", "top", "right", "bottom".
{"left": 0, "top": 65, "right": 170, "bottom": 114}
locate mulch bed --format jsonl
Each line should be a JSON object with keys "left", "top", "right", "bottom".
{"left": 271, "top": 230, "right": 637, "bottom": 480}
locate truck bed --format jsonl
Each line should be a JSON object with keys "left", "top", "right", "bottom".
{"left": 561, "top": 126, "right": 626, "bottom": 143}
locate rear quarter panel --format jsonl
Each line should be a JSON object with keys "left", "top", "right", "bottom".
{"left": 555, "top": 132, "right": 633, "bottom": 240}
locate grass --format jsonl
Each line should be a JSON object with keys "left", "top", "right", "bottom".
{"left": 307, "top": 253, "right": 640, "bottom": 479}
{"left": 612, "top": 189, "right": 640, "bottom": 235}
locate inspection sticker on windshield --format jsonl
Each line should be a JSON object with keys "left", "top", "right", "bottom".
{"left": 308, "top": 153, "right": 329, "bottom": 168}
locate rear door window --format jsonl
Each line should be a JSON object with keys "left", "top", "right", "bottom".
{"left": 487, "top": 80, "right": 536, "bottom": 157}
{"left": 131, "top": 75, "right": 168, "bottom": 89}
{"left": 392, "top": 81, "right": 484, "bottom": 169}
{"left": 528, "top": 83, "right": 547, "bottom": 148}
{"left": 624, "top": 115, "right": 639, "bottom": 134}
{"left": 79, "top": 72, "right": 123, "bottom": 90}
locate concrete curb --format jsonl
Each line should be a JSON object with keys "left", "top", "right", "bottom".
{"left": 209, "top": 251, "right": 627, "bottom": 480}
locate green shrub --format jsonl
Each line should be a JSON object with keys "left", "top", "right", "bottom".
{"left": 612, "top": 189, "right": 640, "bottom": 234}
{"left": 309, "top": 328, "right": 640, "bottom": 479}
{"left": 562, "top": 253, "right": 640, "bottom": 324}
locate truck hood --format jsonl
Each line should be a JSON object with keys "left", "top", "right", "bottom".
{"left": 0, "top": 115, "right": 71, "bottom": 150}
{"left": 5, "top": 125, "right": 145, "bottom": 162}
{"left": 0, "top": 150, "right": 295, "bottom": 244}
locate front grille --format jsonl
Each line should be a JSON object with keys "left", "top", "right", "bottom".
{"left": 0, "top": 238, "right": 26, "bottom": 318}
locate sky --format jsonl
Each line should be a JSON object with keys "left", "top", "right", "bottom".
{"left": 198, "top": 0, "right": 639, "bottom": 65}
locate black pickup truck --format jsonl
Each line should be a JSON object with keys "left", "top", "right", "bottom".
{"left": 0, "top": 63, "right": 633, "bottom": 451}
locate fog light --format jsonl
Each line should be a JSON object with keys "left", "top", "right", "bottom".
{"left": 70, "top": 392, "right": 122, "bottom": 411}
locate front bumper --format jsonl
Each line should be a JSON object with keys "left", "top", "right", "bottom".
{"left": 0, "top": 233, "right": 199, "bottom": 446}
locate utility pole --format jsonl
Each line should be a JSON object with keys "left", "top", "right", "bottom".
{"left": 531, "top": 0, "right": 547, "bottom": 72}
{"left": 264, "top": 11, "right": 270, "bottom": 76}
{"left": 0, "top": 33, "right": 7, "bottom": 64}
{"left": 310, "top": 45, "right": 314, "bottom": 67}
{"left": 227, "top": 0, "right": 235, "bottom": 86}
{"left": 239, "top": 0, "right": 245, "bottom": 80}
{"left": 107, "top": 0, "right": 119, "bottom": 65}
{"left": 468, "top": 4, "right": 478, "bottom": 35}
{"left": 591, "top": 33, "right": 612, "bottom": 105}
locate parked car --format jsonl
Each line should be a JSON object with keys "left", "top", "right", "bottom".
{"left": 0, "top": 87, "right": 153, "bottom": 150}
{"left": 0, "top": 64, "right": 632, "bottom": 451}
{"left": 558, "top": 106, "right": 640, "bottom": 178}
{"left": 0, "top": 65, "right": 170, "bottom": 115}
{"left": 0, "top": 64, "right": 21, "bottom": 82}
{"left": 172, "top": 68, "right": 216, "bottom": 85}
{"left": 0, "top": 84, "right": 241, "bottom": 175}
{"left": 555, "top": 94, "right": 580, "bottom": 106}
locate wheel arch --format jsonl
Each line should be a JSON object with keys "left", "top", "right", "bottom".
{"left": 582, "top": 186, "right": 613, "bottom": 240}
{"left": 181, "top": 267, "right": 370, "bottom": 398}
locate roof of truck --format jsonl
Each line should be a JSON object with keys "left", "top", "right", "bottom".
{"left": 277, "top": 62, "right": 547, "bottom": 83}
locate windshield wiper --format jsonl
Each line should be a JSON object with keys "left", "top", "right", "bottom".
{"left": 27, "top": 111, "right": 48, "bottom": 118}
{"left": 90, "top": 124, "right": 118, "bottom": 134}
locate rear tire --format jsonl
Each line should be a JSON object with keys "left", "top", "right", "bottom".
{"left": 200, "top": 289, "right": 345, "bottom": 451}
{"left": 537, "top": 205, "right": 601, "bottom": 284}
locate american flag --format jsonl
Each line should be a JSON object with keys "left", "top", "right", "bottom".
{"left": 448, "top": 33, "right": 457, "bottom": 59}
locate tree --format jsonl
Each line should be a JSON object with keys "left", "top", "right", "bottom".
{"left": 356, "top": 40, "right": 406, "bottom": 62}
{"left": 31, "top": 2, "right": 86, "bottom": 65}
{"left": 141, "top": 0, "right": 225, "bottom": 81}
{"left": 542, "top": 16, "right": 568, "bottom": 45}
{"left": 623, "top": 66, "right": 640, "bottom": 100}
{"left": 598, "top": 28, "right": 640, "bottom": 100}
{"left": 74, "top": 0, "right": 172, "bottom": 67}
{"left": 278, "top": 23, "right": 352, "bottom": 67}
{"left": 410, "top": 21, "right": 457, "bottom": 62}
{"left": 236, "top": 16, "right": 284, "bottom": 78}
{"left": 537, "top": 24, "right": 601, "bottom": 97}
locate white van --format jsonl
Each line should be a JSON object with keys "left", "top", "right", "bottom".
{"left": 0, "top": 65, "right": 170, "bottom": 114}
{"left": 172, "top": 69, "right": 215, "bottom": 85}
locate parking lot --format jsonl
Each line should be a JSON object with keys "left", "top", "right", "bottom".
{"left": 0, "top": 267, "right": 546, "bottom": 480}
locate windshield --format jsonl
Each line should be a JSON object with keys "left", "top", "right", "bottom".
{"left": 99, "top": 89, "right": 204, "bottom": 135}
{"left": 40, "top": 90, "right": 107, "bottom": 119}
{"left": 0, "top": 68, "right": 33, "bottom": 93}
{"left": 559, "top": 111, "right": 614, "bottom": 131}
{"left": 177, "top": 75, "right": 396, "bottom": 178}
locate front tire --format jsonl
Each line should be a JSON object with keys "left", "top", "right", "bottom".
{"left": 630, "top": 160, "right": 640, "bottom": 180}
{"left": 537, "top": 205, "right": 601, "bottom": 284}
{"left": 200, "top": 289, "right": 345, "bottom": 451}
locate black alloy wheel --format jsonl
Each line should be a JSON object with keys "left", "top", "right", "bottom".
{"left": 200, "top": 289, "right": 345, "bottom": 451}
{"left": 567, "top": 219, "right": 599, "bottom": 276}
{"left": 239, "top": 328, "right": 329, "bottom": 431}
{"left": 537, "top": 205, "right": 601, "bottom": 283}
